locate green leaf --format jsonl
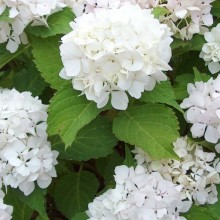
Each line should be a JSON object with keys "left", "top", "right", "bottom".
{"left": 52, "top": 116, "right": 118, "bottom": 161}
{"left": 26, "top": 8, "right": 74, "bottom": 37}
{"left": 211, "top": 1, "right": 220, "bottom": 18}
{"left": 7, "top": 187, "right": 48, "bottom": 218}
{"left": 113, "top": 104, "right": 179, "bottom": 159}
{"left": 0, "top": 7, "right": 13, "bottom": 22}
{"left": 19, "top": 187, "right": 48, "bottom": 218}
{"left": 184, "top": 205, "right": 216, "bottom": 220}
{"left": 35, "top": 216, "right": 49, "bottom": 220}
{"left": 173, "top": 74, "right": 194, "bottom": 100}
{"left": 123, "top": 145, "right": 135, "bottom": 167}
{"left": 193, "top": 67, "right": 211, "bottom": 82}
{"left": 54, "top": 171, "right": 99, "bottom": 219}
{"left": 0, "top": 44, "right": 29, "bottom": 69}
{"left": 0, "top": 70, "right": 16, "bottom": 89}
{"left": 4, "top": 188, "right": 33, "bottom": 220}
{"left": 30, "top": 35, "right": 68, "bottom": 90}
{"left": 5, "top": 187, "right": 47, "bottom": 218}
{"left": 48, "top": 85, "right": 101, "bottom": 148}
{"left": 186, "top": 35, "right": 205, "bottom": 51}
{"left": 140, "top": 81, "right": 183, "bottom": 113}
{"left": 171, "top": 37, "right": 187, "bottom": 50}
{"left": 14, "top": 61, "right": 48, "bottom": 96}
{"left": 96, "top": 151, "right": 124, "bottom": 185}
{"left": 173, "top": 35, "right": 205, "bottom": 56}
{"left": 152, "top": 7, "right": 169, "bottom": 18}
{"left": 71, "top": 212, "right": 88, "bottom": 220}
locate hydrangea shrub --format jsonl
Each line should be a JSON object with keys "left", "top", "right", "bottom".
{"left": 0, "top": 0, "right": 220, "bottom": 219}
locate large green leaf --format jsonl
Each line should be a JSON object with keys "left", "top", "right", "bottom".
{"left": 140, "top": 81, "right": 183, "bottom": 113}
{"left": 0, "top": 44, "right": 29, "bottom": 69}
{"left": 4, "top": 188, "right": 33, "bottom": 220}
{"left": 71, "top": 212, "right": 88, "bottom": 220}
{"left": 171, "top": 37, "right": 188, "bottom": 50}
{"left": 113, "top": 104, "right": 179, "bottom": 159}
{"left": 52, "top": 116, "right": 118, "bottom": 161}
{"left": 5, "top": 187, "right": 48, "bottom": 218}
{"left": 35, "top": 216, "right": 49, "bottom": 220}
{"left": 173, "top": 74, "right": 194, "bottom": 100}
{"left": 30, "top": 35, "right": 67, "bottom": 90}
{"left": 193, "top": 67, "right": 211, "bottom": 82}
{"left": 173, "top": 35, "right": 205, "bottom": 56}
{"left": 184, "top": 205, "right": 217, "bottom": 220}
{"left": 54, "top": 171, "right": 99, "bottom": 219}
{"left": 14, "top": 61, "right": 48, "bottom": 96}
{"left": 17, "top": 187, "right": 48, "bottom": 218}
{"left": 211, "top": 1, "right": 220, "bottom": 18}
{"left": 48, "top": 85, "right": 101, "bottom": 148}
{"left": 0, "top": 70, "right": 16, "bottom": 89}
{"left": 96, "top": 150, "right": 124, "bottom": 185}
{"left": 26, "top": 8, "right": 74, "bottom": 37}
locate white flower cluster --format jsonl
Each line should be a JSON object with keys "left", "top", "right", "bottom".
{"left": 0, "top": 190, "right": 13, "bottom": 220}
{"left": 181, "top": 75, "right": 220, "bottom": 144}
{"left": 0, "top": 89, "right": 58, "bottom": 196}
{"left": 59, "top": 4, "right": 173, "bottom": 110}
{"left": 87, "top": 165, "right": 191, "bottom": 220}
{"left": 0, "top": 0, "right": 65, "bottom": 53}
{"left": 200, "top": 24, "right": 220, "bottom": 74}
{"left": 133, "top": 137, "right": 220, "bottom": 205}
{"left": 161, "top": 0, "right": 214, "bottom": 40}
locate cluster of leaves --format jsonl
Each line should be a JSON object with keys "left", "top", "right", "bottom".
{"left": 1, "top": 4, "right": 220, "bottom": 220}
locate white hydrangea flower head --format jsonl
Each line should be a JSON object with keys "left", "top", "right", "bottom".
{"left": 0, "top": 89, "right": 59, "bottom": 196}
{"left": 180, "top": 75, "right": 220, "bottom": 144}
{"left": 133, "top": 137, "right": 220, "bottom": 205}
{"left": 0, "top": 0, "right": 65, "bottom": 52}
{"left": 59, "top": 3, "right": 173, "bottom": 110}
{"left": 0, "top": 89, "right": 48, "bottom": 146}
{"left": 160, "top": 0, "right": 214, "bottom": 40}
{"left": 200, "top": 23, "right": 220, "bottom": 74}
{"left": 87, "top": 165, "right": 191, "bottom": 220}
{"left": 0, "top": 190, "right": 13, "bottom": 220}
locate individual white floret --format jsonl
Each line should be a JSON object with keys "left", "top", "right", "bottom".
{"left": 87, "top": 165, "right": 191, "bottom": 220}
{"left": 59, "top": 3, "right": 173, "bottom": 110}
{"left": 133, "top": 137, "right": 220, "bottom": 205}
{"left": 0, "top": 89, "right": 59, "bottom": 196}
{"left": 181, "top": 75, "right": 220, "bottom": 144}
{"left": 200, "top": 23, "right": 220, "bottom": 74}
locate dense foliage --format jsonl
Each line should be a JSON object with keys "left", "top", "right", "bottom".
{"left": 1, "top": 0, "right": 220, "bottom": 219}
